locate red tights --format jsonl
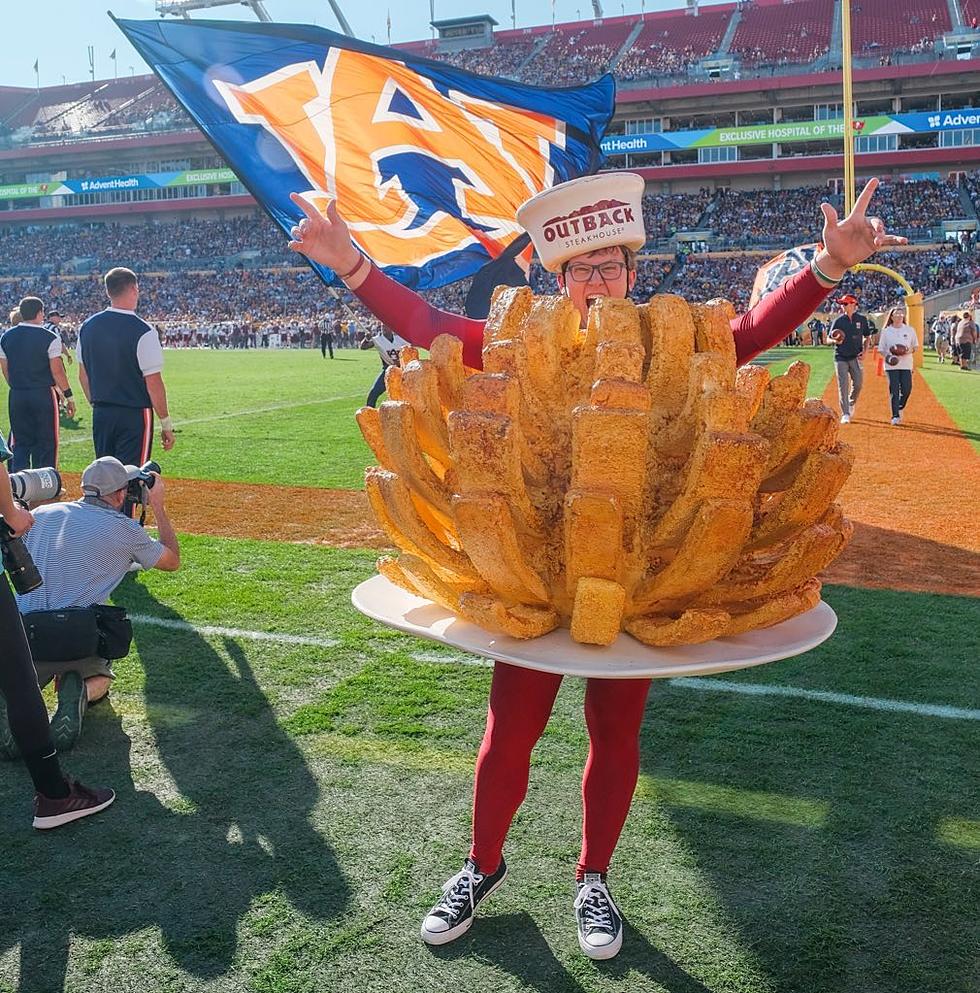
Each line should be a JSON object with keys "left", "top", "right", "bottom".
{"left": 469, "top": 661, "right": 651, "bottom": 878}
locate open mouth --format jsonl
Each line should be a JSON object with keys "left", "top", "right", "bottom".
{"left": 585, "top": 293, "right": 607, "bottom": 307}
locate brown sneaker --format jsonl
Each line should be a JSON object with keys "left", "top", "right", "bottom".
{"left": 33, "top": 780, "right": 115, "bottom": 830}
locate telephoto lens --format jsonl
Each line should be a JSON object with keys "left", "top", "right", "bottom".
{"left": 9, "top": 467, "right": 62, "bottom": 504}
{"left": 0, "top": 523, "right": 43, "bottom": 594}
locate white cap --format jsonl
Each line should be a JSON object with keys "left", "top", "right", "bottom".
{"left": 517, "top": 172, "right": 647, "bottom": 273}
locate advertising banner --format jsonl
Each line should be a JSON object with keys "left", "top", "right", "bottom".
{"left": 0, "top": 168, "right": 238, "bottom": 201}
{"left": 601, "top": 107, "right": 980, "bottom": 156}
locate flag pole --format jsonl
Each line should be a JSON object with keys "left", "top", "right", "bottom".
{"left": 34, "top": 60, "right": 40, "bottom": 92}
{"left": 841, "top": 0, "right": 856, "bottom": 215}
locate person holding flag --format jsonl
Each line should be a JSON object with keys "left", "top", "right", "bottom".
{"left": 288, "top": 173, "right": 906, "bottom": 959}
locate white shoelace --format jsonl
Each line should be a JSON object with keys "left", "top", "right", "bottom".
{"left": 574, "top": 881, "right": 616, "bottom": 932}
{"left": 436, "top": 867, "right": 483, "bottom": 918}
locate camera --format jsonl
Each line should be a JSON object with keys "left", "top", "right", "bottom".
{"left": 1, "top": 467, "right": 61, "bottom": 595}
{"left": 125, "top": 460, "right": 161, "bottom": 504}
{"left": 125, "top": 461, "right": 162, "bottom": 525}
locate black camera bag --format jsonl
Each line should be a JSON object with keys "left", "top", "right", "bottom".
{"left": 22, "top": 609, "right": 100, "bottom": 663}
{"left": 22, "top": 606, "right": 133, "bottom": 662}
{"left": 91, "top": 605, "right": 134, "bottom": 660}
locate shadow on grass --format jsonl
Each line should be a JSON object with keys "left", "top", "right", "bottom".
{"left": 639, "top": 591, "right": 980, "bottom": 992}
{"left": 0, "top": 582, "right": 349, "bottom": 993}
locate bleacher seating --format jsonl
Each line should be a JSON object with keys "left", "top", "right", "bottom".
{"left": 616, "top": 8, "right": 734, "bottom": 80}
{"left": 519, "top": 21, "right": 634, "bottom": 85}
{"left": 729, "top": 0, "right": 835, "bottom": 66}
{"left": 430, "top": 37, "right": 539, "bottom": 79}
{"left": 850, "top": 0, "right": 949, "bottom": 56}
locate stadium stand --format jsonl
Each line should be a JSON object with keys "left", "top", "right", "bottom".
{"left": 729, "top": 0, "right": 835, "bottom": 67}
{"left": 850, "top": 0, "right": 949, "bottom": 56}
{"left": 519, "top": 21, "right": 634, "bottom": 85}
{"left": 615, "top": 7, "right": 734, "bottom": 81}
{"left": 434, "top": 36, "right": 539, "bottom": 78}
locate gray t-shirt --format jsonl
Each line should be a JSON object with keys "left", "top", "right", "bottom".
{"left": 16, "top": 500, "right": 164, "bottom": 612}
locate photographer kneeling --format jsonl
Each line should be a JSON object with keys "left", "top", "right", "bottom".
{"left": 11, "top": 456, "right": 179, "bottom": 751}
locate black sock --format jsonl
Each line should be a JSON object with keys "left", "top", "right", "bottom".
{"left": 23, "top": 750, "right": 70, "bottom": 799}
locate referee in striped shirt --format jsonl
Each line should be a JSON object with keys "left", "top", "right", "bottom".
{"left": 0, "top": 297, "right": 75, "bottom": 471}
{"left": 78, "top": 268, "right": 175, "bottom": 469}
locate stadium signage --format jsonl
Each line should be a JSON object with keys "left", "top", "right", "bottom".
{"left": 601, "top": 106, "right": 980, "bottom": 156}
{"left": 0, "top": 168, "right": 238, "bottom": 201}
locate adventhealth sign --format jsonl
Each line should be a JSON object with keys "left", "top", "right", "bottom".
{"left": 601, "top": 107, "right": 980, "bottom": 155}
{"left": 0, "top": 167, "right": 238, "bottom": 201}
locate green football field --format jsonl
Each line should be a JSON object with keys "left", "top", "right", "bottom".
{"left": 1, "top": 344, "right": 977, "bottom": 993}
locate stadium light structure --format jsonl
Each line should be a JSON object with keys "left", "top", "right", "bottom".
{"left": 592, "top": 1, "right": 604, "bottom": 15}
{"left": 155, "top": 0, "right": 355, "bottom": 36}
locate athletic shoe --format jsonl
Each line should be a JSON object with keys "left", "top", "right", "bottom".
{"left": 0, "top": 697, "right": 20, "bottom": 761}
{"left": 420, "top": 857, "right": 507, "bottom": 945}
{"left": 574, "top": 873, "right": 624, "bottom": 960}
{"left": 840, "top": 414, "right": 851, "bottom": 424}
{"left": 890, "top": 417, "right": 900, "bottom": 425}
{"left": 33, "top": 780, "right": 115, "bottom": 830}
{"left": 49, "top": 671, "right": 86, "bottom": 752}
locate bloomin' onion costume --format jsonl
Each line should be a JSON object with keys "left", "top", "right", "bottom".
{"left": 357, "top": 289, "right": 853, "bottom": 647}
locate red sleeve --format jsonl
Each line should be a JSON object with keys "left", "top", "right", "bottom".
{"left": 731, "top": 265, "right": 831, "bottom": 366}
{"left": 352, "top": 264, "right": 486, "bottom": 369}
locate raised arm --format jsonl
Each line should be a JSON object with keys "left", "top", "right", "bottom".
{"left": 731, "top": 179, "right": 907, "bottom": 366}
{"left": 287, "top": 193, "right": 486, "bottom": 368}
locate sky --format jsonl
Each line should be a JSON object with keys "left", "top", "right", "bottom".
{"left": 4, "top": 0, "right": 728, "bottom": 90}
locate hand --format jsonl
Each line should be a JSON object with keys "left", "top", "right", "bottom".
{"left": 288, "top": 193, "right": 361, "bottom": 273}
{"left": 4, "top": 505, "right": 34, "bottom": 538}
{"left": 146, "top": 473, "right": 166, "bottom": 506}
{"left": 815, "top": 179, "right": 908, "bottom": 280}
{"left": 63, "top": 398, "right": 76, "bottom": 419}
{"left": 161, "top": 428, "right": 176, "bottom": 451}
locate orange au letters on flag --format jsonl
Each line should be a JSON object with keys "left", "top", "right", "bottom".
{"left": 214, "top": 49, "right": 567, "bottom": 269}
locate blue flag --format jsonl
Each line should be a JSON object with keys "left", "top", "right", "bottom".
{"left": 114, "top": 17, "right": 615, "bottom": 290}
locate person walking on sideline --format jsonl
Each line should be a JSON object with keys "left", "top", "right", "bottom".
{"left": 829, "top": 293, "right": 873, "bottom": 423}
{"left": 0, "top": 297, "right": 75, "bottom": 470}
{"left": 78, "top": 268, "right": 175, "bottom": 468}
{"left": 878, "top": 305, "right": 918, "bottom": 425}
{"left": 954, "top": 311, "right": 977, "bottom": 371}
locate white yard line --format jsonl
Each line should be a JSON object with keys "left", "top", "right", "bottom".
{"left": 668, "top": 676, "right": 980, "bottom": 721}
{"left": 61, "top": 392, "right": 362, "bottom": 445}
{"left": 129, "top": 614, "right": 979, "bottom": 721}
{"left": 130, "top": 613, "right": 338, "bottom": 649}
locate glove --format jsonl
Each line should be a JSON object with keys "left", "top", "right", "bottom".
{"left": 885, "top": 354, "right": 900, "bottom": 366}
{"left": 890, "top": 344, "right": 908, "bottom": 356}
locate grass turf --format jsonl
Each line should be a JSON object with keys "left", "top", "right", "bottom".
{"left": 918, "top": 358, "right": 980, "bottom": 455}
{"left": 1, "top": 344, "right": 838, "bottom": 492}
{"left": 1, "top": 534, "right": 977, "bottom": 993}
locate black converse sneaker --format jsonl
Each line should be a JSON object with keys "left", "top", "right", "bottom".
{"left": 420, "top": 857, "right": 507, "bottom": 945}
{"left": 574, "top": 873, "right": 624, "bottom": 960}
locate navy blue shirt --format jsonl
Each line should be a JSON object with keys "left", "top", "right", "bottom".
{"left": 0, "top": 323, "right": 61, "bottom": 391}
{"left": 831, "top": 313, "right": 873, "bottom": 361}
{"left": 79, "top": 308, "right": 163, "bottom": 409}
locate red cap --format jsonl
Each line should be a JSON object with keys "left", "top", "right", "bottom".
{"left": 837, "top": 294, "right": 858, "bottom": 305}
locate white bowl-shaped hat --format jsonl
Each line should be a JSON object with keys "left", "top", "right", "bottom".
{"left": 517, "top": 172, "right": 647, "bottom": 273}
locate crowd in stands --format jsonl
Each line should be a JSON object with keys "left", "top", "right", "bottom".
{"left": 0, "top": 215, "right": 293, "bottom": 276}
{"left": 873, "top": 179, "right": 965, "bottom": 240}
{"left": 642, "top": 190, "right": 713, "bottom": 237}
{"left": 9, "top": 2, "right": 969, "bottom": 147}
{"left": 708, "top": 186, "right": 832, "bottom": 247}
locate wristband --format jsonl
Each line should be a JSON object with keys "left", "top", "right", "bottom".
{"left": 160, "top": 416, "right": 174, "bottom": 432}
{"left": 336, "top": 251, "right": 366, "bottom": 282}
{"left": 810, "top": 258, "right": 843, "bottom": 286}
{"left": 62, "top": 388, "right": 73, "bottom": 399}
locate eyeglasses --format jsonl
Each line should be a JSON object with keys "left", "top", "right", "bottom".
{"left": 564, "top": 260, "right": 628, "bottom": 283}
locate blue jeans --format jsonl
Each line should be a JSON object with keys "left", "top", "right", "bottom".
{"left": 366, "top": 364, "right": 388, "bottom": 408}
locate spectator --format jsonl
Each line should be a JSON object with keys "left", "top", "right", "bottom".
{"left": 15, "top": 456, "right": 180, "bottom": 750}
{"left": 953, "top": 310, "right": 977, "bottom": 370}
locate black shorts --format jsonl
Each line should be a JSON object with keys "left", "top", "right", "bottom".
{"left": 959, "top": 342, "right": 973, "bottom": 361}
